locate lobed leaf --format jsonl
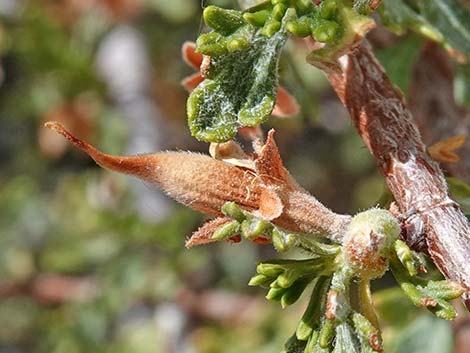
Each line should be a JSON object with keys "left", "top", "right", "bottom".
{"left": 188, "top": 18, "right": 288, "bottom": 142}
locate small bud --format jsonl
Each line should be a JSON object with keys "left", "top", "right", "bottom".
{"left": 266, "top": 286, "right": 286, "bottom": 301}
{"left": 394, "top": 240, "right": 418, "bottom": 276}
{"left": 248, "top": 274, "right": 270, "bottom": 286}
{"left": 196, "top": 32, "right": 228, "bottom": 56}
{"left": 304, "top": 331, "right": 319, "bottom": 353}
{"left": 318, "top": 319, "right": 335, "bottom": 348}
{"left": 294, "top": 0, "right": 313, "bottom": 15}
{"left": 296, "top": 320, "right": 313, "bottom": 341}
{"left": 262, "top": 19, "right": 281, "bottom": 37}
{"left": 257, "top": 262, "right": 284, "bottom": 277}
{"left": 212, "top": 220, "right": 241, "bottom": 240}
{"left": 227, "top": 37, "right": 250, "bottom": 52}
{"left": 286, "top": 18, "right": 313, "bottom": 37}
{"left": 312, "top": 20, "right": 339, "bottom": 43}
{"left": 351, "top": 313, "right": 383, "bottom": 352}
{"left": 272, "top": 228, "right": 297, "bottom": 253}
{"left": 241, "top": 217, "right": 271, "bottom": 239}
{"left": 221, "top": 202, "right": 246, "bottom": 222}
{"left": 277, "top": 269, "right": 300, "bottom": 288}
{"left": 272, "top": 3, "right": 287, "bottom": 21}
{"left": 281, "top": 278, "right": 310, "bottom": 308}
{"left": 319, "top": 0, "right": 337, "bottom": 20}
{"left": 243, "top": 10, "right": 270, "bottom": 27}
{"left": 203, "top": 6, "right": 244, "bottom": 35}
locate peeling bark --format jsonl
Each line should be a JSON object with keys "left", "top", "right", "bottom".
{"left": 317, "top": 43, "right": 470, "bottom": 309}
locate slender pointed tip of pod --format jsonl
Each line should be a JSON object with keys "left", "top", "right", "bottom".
{"left": 45, "top": 121, "right": 88, "bottom": 151}
{"left": 44, "top": 121, "right": 156, "bottom": 178}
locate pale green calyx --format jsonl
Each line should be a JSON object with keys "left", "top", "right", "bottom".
{"left": 343, "top": 208, "right": 401, "bottom": 279}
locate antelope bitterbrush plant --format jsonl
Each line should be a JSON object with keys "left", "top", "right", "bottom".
{"left": 44, "top": 0, "right": 470, "bottom": 352}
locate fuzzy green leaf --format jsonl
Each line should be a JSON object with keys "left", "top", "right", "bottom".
{"left": 187, "top": 24, "right": 287, "bottom": 142}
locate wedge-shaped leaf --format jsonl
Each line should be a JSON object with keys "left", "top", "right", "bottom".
{"left": 187, "top": 26, "right": 287, "bottom": 142}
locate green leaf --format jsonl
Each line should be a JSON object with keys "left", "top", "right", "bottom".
{"left": 416, "top": 0, "right": 470, "bottom": 56}
{"left": 380, "top": 0, "right": 470, "bottom": 57}
{"left": 447, "top": 177, "right": 470, "bottom": 215}
{"left": 375, "top": 36, "right": 422, "bottom": 96}
{"left": 187, "top": 21, "right": 287, "bottom": 142}
{"left": 390, "top": 315, "right": 453, "bottom": 353}
{"left": 379, "top": 0, "right": 442, "bottom": 39}
{"left": 455, "top": 63, "right": 470, "bottom": 107}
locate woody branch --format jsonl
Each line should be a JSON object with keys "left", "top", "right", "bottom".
{"left": 316, "top": 42, "right": 470, "bottom": 308}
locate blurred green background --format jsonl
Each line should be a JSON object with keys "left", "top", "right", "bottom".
{"left": 0, "top": 1, "right": 464, "bottom": 352}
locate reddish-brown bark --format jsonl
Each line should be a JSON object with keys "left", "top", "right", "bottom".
{"left": 321, "top": 43, "right": 470, "bottom": 308}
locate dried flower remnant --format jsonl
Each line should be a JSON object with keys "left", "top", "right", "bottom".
{"left": 428, "top": 135, "right": 466, "bottom": 164}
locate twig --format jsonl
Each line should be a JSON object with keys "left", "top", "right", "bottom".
{"left": 312, "top": 42, "right": 470, "bottom": 309}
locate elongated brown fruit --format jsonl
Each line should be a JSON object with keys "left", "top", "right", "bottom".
{"left": 45, "top": 121, "right": 351, "bottom": 240}
{"left": 44, "top": 121, "right": 262, "bottom": 216}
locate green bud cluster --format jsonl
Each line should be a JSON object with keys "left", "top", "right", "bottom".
{"left": 219, "top": 201, "right": 464, "bottom": 352}
{"left": 285, "top": 0, "right": 341, "bottom": 43}
{"left": 198, "top": 7, "right": 253, "bottom": 56}
{"left": 390, "top": 242, "right": 464, "bottom": 320}
{"left": 211, "top": 202, "right": 271, "bottom": 240}
{"left": 215, "top": 202, "right": 300, "bottom": 251}
{"left": 250, "top": 258, "right": 336, "bottom": 308}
